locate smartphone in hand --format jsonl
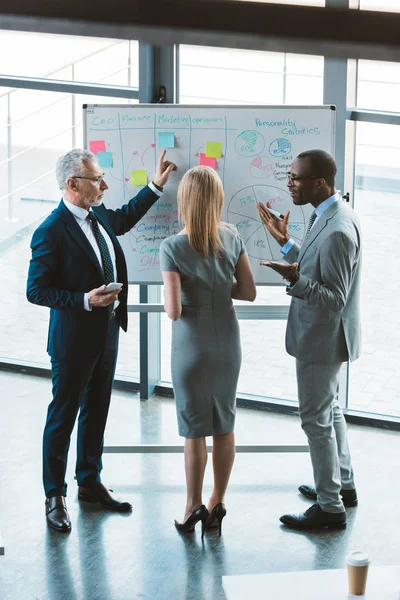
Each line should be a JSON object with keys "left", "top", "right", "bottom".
{"left": 101, "top": 282, "right": 123, "bottom": 293}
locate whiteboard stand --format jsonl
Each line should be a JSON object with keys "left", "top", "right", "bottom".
{"left": 104, "top": 302, "right": 309, "bottom": 456}
{"left": 103, "top": 445, "right": 308, "bottom": 454}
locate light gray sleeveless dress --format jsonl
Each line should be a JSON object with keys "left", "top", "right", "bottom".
{"left": 159, "top": 225, "right": 245, "bottom": 438}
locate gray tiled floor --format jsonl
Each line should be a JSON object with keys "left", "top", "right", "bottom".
{"left": 0, "top": 371, "right": 399, "bottom": 600}
{"left": 0, "top": 189, "right": 399, "bottom": 417}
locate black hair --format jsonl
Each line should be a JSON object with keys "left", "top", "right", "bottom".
{"left": 296, "top": 149, "right": 337, "bottom": 187}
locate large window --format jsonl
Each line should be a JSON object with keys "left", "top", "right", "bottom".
{"left": 0, "top": 32, "right": 138, "bottom": 85}
{"left": 357, "top": 60, "right": 400, "bottom": 113}
{"left": 349, "top": 121, "right": 400, "bottom": 418}
{"left": 359, "top": 0, "right": 400, "bottom": 11}
{"left": 0, "top": 32, "right": 140, "bottom": 378}
{"left": 179, "top": 46, "right": 323, "bottom": 106}
{"left": 1, "top": 14, "right": 400, "bottom": 423}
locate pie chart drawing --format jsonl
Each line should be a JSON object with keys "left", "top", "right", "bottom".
{"left": 250, "top": 156, "right": 274, "bottom": 179}
{"left": 235, "top": 130, "right": 265, "bottom": 157}
{"left": 227, "top": 184, "right": 307, "bottom": 262}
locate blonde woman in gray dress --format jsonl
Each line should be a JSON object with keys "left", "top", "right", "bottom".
{"left": 160, "top": 166, "right": 256, "bottom": 537}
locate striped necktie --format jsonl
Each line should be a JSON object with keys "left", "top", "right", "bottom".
{"left": 87, "top": 212, "right": 115, "bottom": 319}
{"left": 306, "top": 210, "right": 317, "bottom": 235}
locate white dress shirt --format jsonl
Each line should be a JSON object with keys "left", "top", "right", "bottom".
{"left": 63, "top": 198, "right": 119, "bottom": 311}
{"left": 280, "top": 191, "right": 341, "bottom": 256}
{"left": 63, "top": 183, "right": 162, "bottom": 310}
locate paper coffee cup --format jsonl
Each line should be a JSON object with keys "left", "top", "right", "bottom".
{"left": 346, "top": 550, "right": 370, "bottom": 595}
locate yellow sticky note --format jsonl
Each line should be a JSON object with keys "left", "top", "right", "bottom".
{"left": 131, "top": 170, "right": 148, "bottom": 186}
{"left": 205, "top": 142, "right": 222, "bottom": 158}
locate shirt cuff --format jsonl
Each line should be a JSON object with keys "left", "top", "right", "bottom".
{"left": 280, "top": 238, "right": 295, "bottom": 255}
{"left": 286, "top": 273, "right": 308, "bottom": 297}
{"left": 148, "top": 182, "right": 163, "bottom": 197}
{"left": 84, "top": 293, "right": 92, "bottom": 311}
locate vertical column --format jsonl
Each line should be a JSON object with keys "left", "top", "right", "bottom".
{"left": 139, "top": 284, "right": 161, "bottom": 399}
{"left": 139, "top": 44, "right": 155, "bottom": 103}
{"left": 139, "top": 44, "right": 176, "bottom": 103}
{"left": 138, "top": 43, "right": 176, "bottom": 399}
{"left": 323, "top": 57, "right": 347, "bottom": 192}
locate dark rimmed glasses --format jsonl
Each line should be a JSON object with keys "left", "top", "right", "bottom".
{"left": 287, "top": 173, "right": 320, "bottom": 183}
{"left": 73, "top": 174, "right": 105, "bottom": 185}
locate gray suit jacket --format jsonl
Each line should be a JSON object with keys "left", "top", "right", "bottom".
{"left": 283, "top": 200, "right": 361, "bottom": 364}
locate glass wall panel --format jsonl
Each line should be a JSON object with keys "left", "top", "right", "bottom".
{"left": 357, "top": 60, "right": 400, "bottom": 112}
{"left": 355, "top": 121, "right": 399, "bottom": 189}
{"left": 237, "top": 320, "right": 297, "bottom": 400}
{"left": 359, "top": 0, "right": 400, "bottom": 11}
{"left": 117, "top": 285, "right": 139, "bottom": 379}
{"left": 0, "top": 83, "right": 140, "bottom": 377}
{"left": 179, "top": 47, "right": 284, "bottom": 105}
{"left": 0, "top": 32, "right": 138, "bottom": 84}
{"left": 179, "top": 46, "right": 323, "bottom": 106}
{"left": 349, "top": 121, "right": 400, "bottom": 418}
{"left": 0, "top": 234, "right": 50, "bottom": 366}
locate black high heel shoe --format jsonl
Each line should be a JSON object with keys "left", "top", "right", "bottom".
{"left": 174, "top": 505, "right": 209, "bottom": 539}
{"left": 206, "top": 502, "right": 227, "bottom": 536}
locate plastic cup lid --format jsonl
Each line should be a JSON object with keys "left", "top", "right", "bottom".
{"left": 346, "top": 550, "right": 370, "bottom": 566}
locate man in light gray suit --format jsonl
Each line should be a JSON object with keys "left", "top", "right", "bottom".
{"left": 258, "top": 150, "right": 361, "bottom": 530}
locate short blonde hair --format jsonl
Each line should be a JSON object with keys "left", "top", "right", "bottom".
{"left": 178, "top": 166, "right": 224, "bottom": 257}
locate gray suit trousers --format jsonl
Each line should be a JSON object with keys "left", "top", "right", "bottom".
{"left": 296, "top": 359, "right": 355, "bottom": 513}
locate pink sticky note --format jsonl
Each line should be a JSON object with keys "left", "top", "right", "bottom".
{"left": 200, "top": 153, "right": 216, "bottom": 169}
{"left": 89, "top": 140, "right": 106, "bottom": 155}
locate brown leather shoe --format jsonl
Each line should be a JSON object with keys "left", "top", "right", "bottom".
{"left": 45, "top": 496, "right": 71, "bottom": 532}
{"left": 78, "top": 482, "right": 132, "bottom": 512}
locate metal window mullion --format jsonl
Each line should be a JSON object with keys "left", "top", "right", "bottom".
{"left": 0, "top": 75, "right": 139, "bottom": 99}
{"left": 138, "top": 43, "right": 175, "bottom": 399}
{"left": 129, "top": 303, "right": 289, "bottom": 320}
{"left": 347, "top": 109, "right": 400, "bottom": 126}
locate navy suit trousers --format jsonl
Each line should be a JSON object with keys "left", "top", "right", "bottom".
{"left": 43, "top": 318, "right": 119, "bottom": 498}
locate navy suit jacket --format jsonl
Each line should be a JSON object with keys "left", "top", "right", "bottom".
{"left": 27, "top": 186, "right": 158, "bottom": 360}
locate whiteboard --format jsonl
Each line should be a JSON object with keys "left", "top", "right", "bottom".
{"left": 83, "top": 104, "right": 335, "bottom": 284}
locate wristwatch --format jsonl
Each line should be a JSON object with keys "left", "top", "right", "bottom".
{"left": 152, "top": 181, "right": 164, "bottom": 192}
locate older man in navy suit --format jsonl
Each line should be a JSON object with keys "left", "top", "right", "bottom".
{"left": 27, "top": 148, "right": 176, "bottom": 532}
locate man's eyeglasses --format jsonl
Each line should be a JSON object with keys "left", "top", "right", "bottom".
{"left": 73, "top": 174, "right": 105, "bottom": 185}
{"left": 287, "top": 173, "right": 320, "bottom": 183}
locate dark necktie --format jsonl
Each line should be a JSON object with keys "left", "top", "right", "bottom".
{"left": 87, "top": 211, "right": 115, "bottom": 318}
{"left": 306, "top": 210, "right": 317, "bottom": 235}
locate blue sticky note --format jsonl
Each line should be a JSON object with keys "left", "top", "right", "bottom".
{"left": 97, "top": 151, "right": 113, "bottom": 168}
{"left": 158, "top": 132, "right": 175, "bottom": 148}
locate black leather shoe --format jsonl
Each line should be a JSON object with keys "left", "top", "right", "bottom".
{"left": 78, "top": 482, "right": 132, "bottom": 512}
{"left": 45, "top": 496, "right": 71, "bottom": 532}
{"left": 298, "top": 485, "right": 358, "bottom": 507}
{"left": 280, "top": 503, "right": 346, "bottom": 530}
